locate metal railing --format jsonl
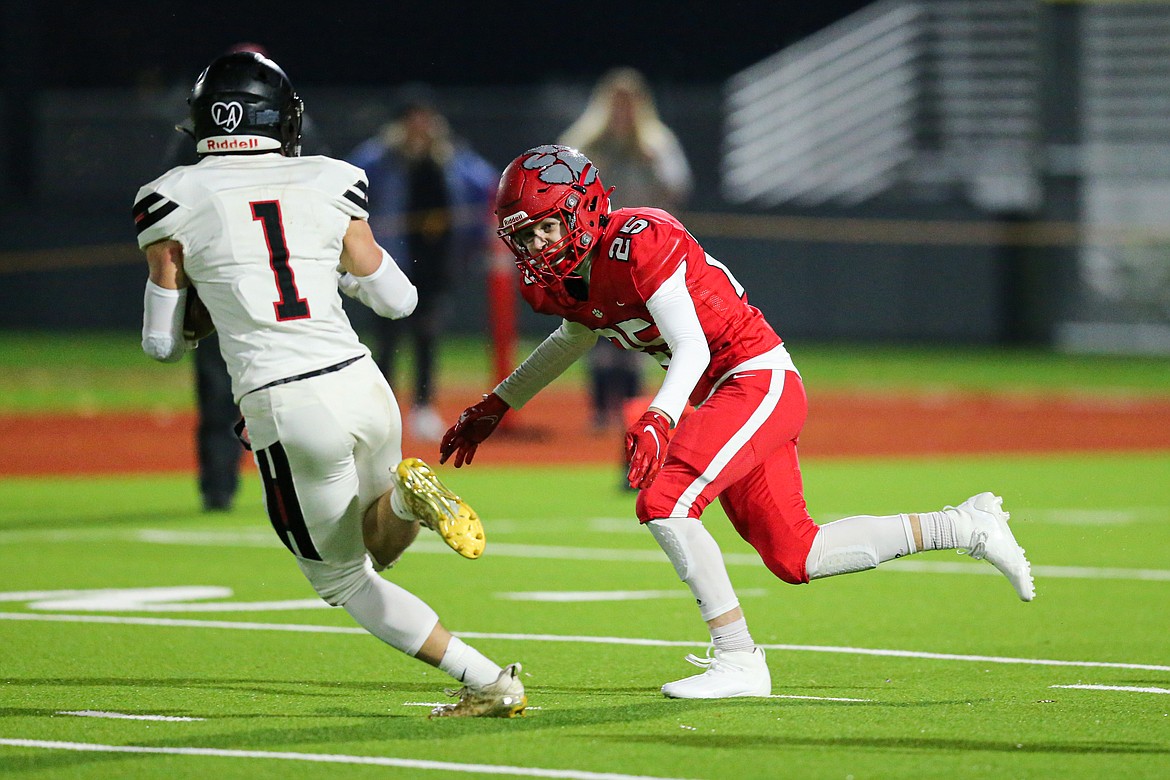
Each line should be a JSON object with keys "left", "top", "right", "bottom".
{"left": 722, "top": 0, "right": 1041, "bottom": 209}
{"left": 723, "top": 0, "right": 920, "bottom": 205}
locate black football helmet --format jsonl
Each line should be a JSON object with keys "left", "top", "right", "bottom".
{"left": 189, "top": 51, "right": 303, "bottom": 156}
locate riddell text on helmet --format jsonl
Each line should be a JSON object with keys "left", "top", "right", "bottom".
{"left": 205, "top": 137, "right": 262, "bottom": 151}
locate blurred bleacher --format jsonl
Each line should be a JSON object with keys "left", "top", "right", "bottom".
{"left": 2, "top": 0, "right": 1168, "bottom": 353}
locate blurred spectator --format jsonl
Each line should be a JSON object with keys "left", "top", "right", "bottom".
{"left": 160, "top": 42, "right": 329, "bottom": 512}
{"left": 346, "top": 89, "right": 496, "bottom": 441}
{"left": 560, "top": 67, "right": 693, "bottom": 431}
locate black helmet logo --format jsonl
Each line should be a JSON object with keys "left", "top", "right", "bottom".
{"left": 212, "top": 101, "right": 244, "bottom": 133}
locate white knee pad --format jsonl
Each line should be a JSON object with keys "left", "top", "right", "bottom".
{"left": 647, "top": 517, "right": 740, "bottom": 621}
{"left": 647, "top": 517, "right": 694, "bottom": 580}
{"left": 298, "top": 556, "right": 373, "bottom": 606}
{"left": 805, "top": 532, "right": 879, "bottom": 579}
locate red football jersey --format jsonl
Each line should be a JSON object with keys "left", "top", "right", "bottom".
{"left": 519, "top": 207, "right": 782, "bottom": 407}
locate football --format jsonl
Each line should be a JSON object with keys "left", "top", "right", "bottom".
{"left": 182, "top": 286, "right": 216, "bottom": 342}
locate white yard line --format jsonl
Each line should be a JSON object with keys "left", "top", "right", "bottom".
{"left": 0, "top": 739, "right": 698, "bottom": 780}
{"left": 58, "top": 711, "right": 204, "bottom": 722}
{"left": 1021, "top": 508, "right": 1165, "bottom": 526}
{"left": 767, "top": 695, "right": 872, "bottom": 702}
{"left": 4, "top": 528, "right": 1170, "bottom": 583}
{"left": 2, "top": 611, "right": 1168, "bottom": 673}
{"left": 886, "top": 559, "right": 1170, "bottom": 582}
{"left": 1050, "top": 684, "right": 1170, "bottom": 695}
{"left": 0, "top": 611, "right": 366, "bottom": 634}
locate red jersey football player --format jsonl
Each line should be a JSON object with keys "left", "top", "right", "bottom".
{"left": 440, "top": 145, "right": 1034, "bottom": 699}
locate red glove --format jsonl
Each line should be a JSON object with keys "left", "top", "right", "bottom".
{"left": 624, "top": 410, "right": 672, "bottom": 490}
{"left": 439, "top": 392, "right": 510, "bottom": 468}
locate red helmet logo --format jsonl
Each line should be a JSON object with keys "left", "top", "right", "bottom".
{"left": 495, "top": 145, "right": 611, "bottom": 304}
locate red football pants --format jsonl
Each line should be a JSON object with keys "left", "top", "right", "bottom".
{"left": 635, "top": 369, "right": 819, "bottom": 584}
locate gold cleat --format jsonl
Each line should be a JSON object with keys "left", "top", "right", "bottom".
{"left": 394, "top": 457, "right": 485, "bottom": 559}
{"left": 429, "top": 663, "right": 527, "bottom": 719}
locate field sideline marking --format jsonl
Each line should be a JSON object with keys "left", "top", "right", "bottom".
{"left": 0, "top": 739, "right": 697, "bottom": 780}
{"left": 4, "top": 529, "right": 1170, "bottom": 583}
{"left": 58, "top": 711, "right": 204, "bottom": 722}
{"left": 1050, "top": 684, "right": 1170, "bottom": 695}
{"left": 2, "top": 611, "right": 1168, "bottom": 673}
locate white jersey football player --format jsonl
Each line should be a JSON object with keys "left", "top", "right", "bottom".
{"left": 441, "top": 145, "right": 1035, "bottom": 700}
{"left": 134, "top": 51, "right": 524, "bottom": 718}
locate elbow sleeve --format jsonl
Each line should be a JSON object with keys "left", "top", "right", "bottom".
{"left": 646, "top": 264, "right": 710, "bottom": 424}
{"left": 354, "top": 250, "right": 418, "bottom": 319}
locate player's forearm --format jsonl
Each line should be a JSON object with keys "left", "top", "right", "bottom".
{"left": 141, "top": 280, "right": 189, "bottom": 362}
{"left": 493, "top": 319, "right": 597, "bottom": 409}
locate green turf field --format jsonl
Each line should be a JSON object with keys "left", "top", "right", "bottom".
{"left": 1, "top": 333, "right": 1169, "bottom": 778}
{"left": 3, "top": 331, "right": 1169, "bottom": 413}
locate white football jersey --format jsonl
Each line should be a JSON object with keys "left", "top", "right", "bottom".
{"left": 134, "top": 153, "right": 372, "bottom": 400}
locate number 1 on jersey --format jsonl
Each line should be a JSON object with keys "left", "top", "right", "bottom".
{"left": 252, "top": 200, "right": 311, "bottom": 321}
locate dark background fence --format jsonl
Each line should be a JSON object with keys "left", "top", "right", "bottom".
{"left": 0, "top": 83, "right": 1024, "bottom": 345}
{"left": 13, "top": 2, "right": 1157, "bottom": 351}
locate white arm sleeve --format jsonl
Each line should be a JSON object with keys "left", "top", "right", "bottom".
{"left": 493, "top": 319, "right": 597, "bottom": 409}
{"left": 343, "top": 249, "right": 418, "bottom": 319}
{"left": 644, "top": 262, "right": 710, "bottom": 425}
{"left": 141, "top": 280, "right": 188, "bottom": 363}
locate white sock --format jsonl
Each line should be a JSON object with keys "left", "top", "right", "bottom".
{"left": 389, "top": 487, "right": 415, "bottom": 522}
{"left": 438, "top": 636, "right": 502, "bottom": 687}
{"left": 342, "top": 572, "right": 438, "bottom": 656}
{"left": 915, "top": 510, "right": 959, "bottom": 550}
{"left": 711, "top": 617, "right": 755, "bottom": 654}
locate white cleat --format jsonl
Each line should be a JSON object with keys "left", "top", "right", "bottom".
{"left": 952, "top": 492, "right": 1035, "bottom": 602}
{"left": 661, "top": 647, "right": 771, "bottom": 699}
{"left": 429, "top": 662, "right": 527, "bottom": 719}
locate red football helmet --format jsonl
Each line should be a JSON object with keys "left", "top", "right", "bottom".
{"left": 495, "top": 145, "right": 612, "bottom": 301}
